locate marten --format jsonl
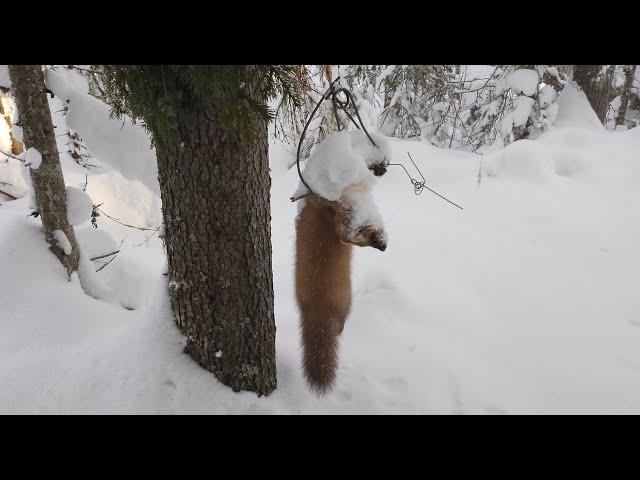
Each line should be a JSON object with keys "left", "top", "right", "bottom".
{"left": 295, "top": 184, "right": 387, "bottom": 394}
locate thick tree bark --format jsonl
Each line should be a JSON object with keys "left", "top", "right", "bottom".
{"left": 156, "top": 107, "right": 277, "bottom": 396}
{"left": 615, "top": 65, "right": 637, "bottom": 127}
{"left": 9, "top": 65, "right": 80, "bottom": 276}
{"left": 574, "top": 65, "right": 614, "bottom": 124}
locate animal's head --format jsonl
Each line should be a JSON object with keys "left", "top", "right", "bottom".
{"left": 306, "top": 184, "right": 387, "bottom": 252}
{"left": 333, "top": 212, "right": 387, "bottom": 251}
{"left": 331, "top": 187, "right": 387, "bottom": 252}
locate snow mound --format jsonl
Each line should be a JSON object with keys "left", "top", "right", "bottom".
{"left": 45, "top": 68, "right": 160, "bottom": 195}
{"left": 53, "top": 230, "right": 72, "bottom": 255}
{"left": 77, "top": 250, "right": 113, "bottom": 300}
{"left": 550, "top": 147, "right": 594, "bottom": 177}
{"left": 0, "top": 158, "right": 28, "bottom": 200}
{"left": 501, "top": 96, "right": 535, "bottom": 135}
{"left": 537, "top": 127, "right": 601, "bottom": 177}
{"left": 84, "top": 171, "right": 161, "bottom": 230}
{"left": 293, "top": 130, "right": 388, "bottom": 201}
{"left": 66, "top": 186, "right": 93, "bottom": 226}
{"left": 554, "top": 82, "right": 605, "bottom": 131}
{"left": 25, "top": 148, "right": 42, "bottom": 169}
{"left": 482, "top": 139, "right": 554, "bottom": 182}
{"left": 75, "top": 227, "right": 119, "bottom": 260}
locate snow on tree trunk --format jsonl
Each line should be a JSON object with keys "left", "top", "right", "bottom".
{"left": 574, "top": 65, "right": 614, "bottom": 124}
{"left": 156, "top": 109, "right": 277, "bottom": 397}
{"left": 8, "top": 65, "right": 80, "bottom": 277}
{"left": 615, "top": 65, "right": 637, "bottom": 128}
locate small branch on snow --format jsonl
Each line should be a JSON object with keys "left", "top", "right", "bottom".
{"left": 0, "top": 188, "right": 18, "bottom": 200}
{"left": 0, "top": 150, "right": 25, "bottom": 163}
{"left": 132, "top": 229, "right": 159, "bottom": 247}
{"left": 93, "top": 205, "right": 159, "bottom": 232}
{"left": 90, "top": 250, "right": 120, "bottom": 262}
{"left": 95, "top": 255, "right": 117, "bottom": 273}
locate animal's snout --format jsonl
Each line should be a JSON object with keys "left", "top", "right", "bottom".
{"left": 374, "top": 241, "right": 387, "bottom": 252}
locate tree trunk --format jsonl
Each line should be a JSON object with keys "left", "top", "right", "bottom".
{"left": 554, "top": 65, "right": 574, "bottom": 78}
{"left": 156, "top": 108, "right": 277, "bottom": 396}
{"left": 615, "top": 65, "right": 637, "bottom": 127}
{"left": 9, "top": 65, "right": 80, "bottom": 276}
{"left": 574, "top": 65, "right": 614, "bottom": 124}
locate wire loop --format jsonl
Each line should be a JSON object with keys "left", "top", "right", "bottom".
{"left": 292, "top": 77, "right": 463, "bottom": 211}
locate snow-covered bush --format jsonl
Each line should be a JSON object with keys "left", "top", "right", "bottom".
{"left": 606, "top": 65, "right": 639, "bottom": 130}
{"left": 345, "top": 65, "right": 457, "bottom": 140}
{"left": 275, "top": 65, "right": 567, "bottom": 158}
{"left": 471, "top": 66, "right": 567, "bottom": 149}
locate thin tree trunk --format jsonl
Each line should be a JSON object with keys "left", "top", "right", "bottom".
{"left": 156, "top": 102, "right": 277, "bottom": 396}
{"left": 574, "top": 65, "right": 614, "bottom": 124}
{"left": 9, "top": 65, "right": 80, "bottom": 276}
{"left": 616, "top": 65, "right": 637, "bottom": 127}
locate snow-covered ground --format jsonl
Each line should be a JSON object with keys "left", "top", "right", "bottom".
{"left": 1, "top": 70, "right": 640, "bottom": 414}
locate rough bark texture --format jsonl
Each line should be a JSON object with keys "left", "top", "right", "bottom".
{"left": 616, "top": 65, "right": 637, "bottom": 127}
{"left": 156, "top": 107, "right": 277, "bottom": 396}
{"left": 574, "top": 65, "right": 614, "bottom": 124}
{"left": 9, "top": 65, "right": 79, "bottom": 276}
{"left": 554, "top": 65, "right": 574, "bottom": 78}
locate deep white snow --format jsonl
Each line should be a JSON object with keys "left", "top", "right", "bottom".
{"left": 25, "top": 148, "right": 42, "bottom": 170}
{"left": 52, "top": 229, "right": 72, "bottom": 255}
{"left": 66, "top": 186, "right": 93, "bottom": 226}
{"left": 1, "top": 73, "right": 640, "bottom": 414}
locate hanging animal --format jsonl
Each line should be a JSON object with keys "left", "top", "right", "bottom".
{"left": 295, "top": 183, "right": 386, "bottom": 394}
{"left": 291, "top": 78, "right": 460, "bottom": 394}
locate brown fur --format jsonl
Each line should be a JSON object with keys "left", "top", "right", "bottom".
{"left": 0, "top": 92, "right": 23, "bottom": 155}
{"left": 295, "top": 192, "right": 386, "bottom": 394}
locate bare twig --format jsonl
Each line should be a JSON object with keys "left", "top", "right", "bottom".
{"left": 132, "top": 229, "right": 160, "bottom": 247}
{"left": 91, "top": 238, "right": 125, "bottom": 272}
{"left": 94, "top": 205, "right": 159, "bottom": 232}
{"left": 90, "top": 250, "right": 120, "bottom": 261}
{"left": 96, "top": 255, "right": 117, "bottom": 272}
{"left": 0, "top": 188, "right": 18, "bottom": 200}
{"left": 1, "top": 149, "right": 25, "bottom": 163}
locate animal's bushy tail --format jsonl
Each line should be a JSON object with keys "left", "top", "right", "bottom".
{"left": 300, "top": 307, "right": 341, "bottom": 395}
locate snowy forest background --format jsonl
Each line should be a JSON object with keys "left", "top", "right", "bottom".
{"left": 1, "top": 64, "right": 639, "bottom": 414}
